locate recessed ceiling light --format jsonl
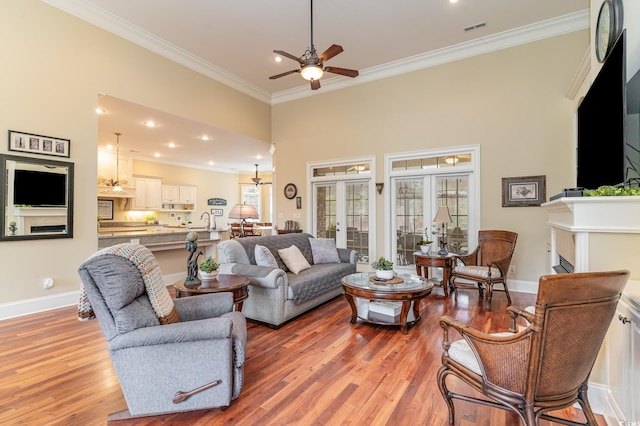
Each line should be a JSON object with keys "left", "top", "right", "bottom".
{"left": 274, "top": 56, "right": 283, "bottom": 63}
{"left": 106, "top": 144, "right": 113, "bottom": 150}
{"left": 208, "top": 161, "right": 214, "bottom": 166}
{"left": 154, "top": 152, "right": 160, "bottom": 158}
{"left": 145, "top": 120, "right": 156, "bottom": 127}
{"left": 256, "top": 154, "right": 262, "bottom": 160}
{"left": 96, "top": 107, "right": 105, "bottom": 114}
{"left": 201, "top": 135, "right": 210, "bottom": 141}
{"left": 168, "top": 142, "right": 176, "bottom": 148}
{"left": 450, "top": 0, "right": 459, "bottom": 3}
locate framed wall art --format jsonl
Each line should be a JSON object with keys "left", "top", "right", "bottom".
{"left": 97, "top": 200, "right": 114, "bottom": 220}
{"left": 502, "top": 175, "right": 546, "bottom": 207}
{"left": 8, "top": 130, "right": 70, "bottom": 158}
{"left": 211, "top": 208, "right": 223, "bottom": 216}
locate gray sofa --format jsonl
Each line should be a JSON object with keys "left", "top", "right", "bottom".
{"left": 218, "top": 233, "right": 357, "bottom": 327}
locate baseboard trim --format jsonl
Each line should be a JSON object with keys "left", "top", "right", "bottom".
{"left": 0, "top": 290, "right": 80, "bottom": 321}
{"left": 0, "top": 273, "right": 187, "bottom": 321}
{"left": 507, "top": 279, "right": 538, "bottom": 294}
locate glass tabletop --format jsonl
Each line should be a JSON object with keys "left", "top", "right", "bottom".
{"left": 342, "top": 272, "right": 432, "bottom": 292}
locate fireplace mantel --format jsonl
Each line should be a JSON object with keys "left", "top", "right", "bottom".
{"left": 543, "top": 196, "right": 640, "bottom": 234}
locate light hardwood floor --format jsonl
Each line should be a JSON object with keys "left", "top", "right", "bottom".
{"left": 0, "top": 286, "right": 601, "bottom": 425}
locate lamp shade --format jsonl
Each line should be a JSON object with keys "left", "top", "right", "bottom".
{"left": 432, "top": 206, "right": 453, "bottom": 223}
{"left": 300, "top": 64, "right": 323, "bottom": 81}
{"left": 228, "top": 203, "right": 258, "bottom": 220}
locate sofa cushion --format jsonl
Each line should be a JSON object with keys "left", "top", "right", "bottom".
{"left": 287, "top": 262, "right": 355, "bottom": 303}
{"left": 309, "top": 238, "right": 340, "bottom": 264}
{"left": 278, "top": 245, "right": 311, "bottom": 274}
{"left": 255, "top": 244, "right": 278, "bottom": 268}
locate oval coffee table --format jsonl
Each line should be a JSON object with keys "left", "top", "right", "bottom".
{"left": 341, "top": 272, "right": 434, "bottom": 334}
{"left": 173, "top": 274, "right": 250, "bottom": 311}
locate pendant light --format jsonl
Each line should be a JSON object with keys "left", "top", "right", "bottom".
{"left": 111, "top": 132, "right": 123, "bottom": 192}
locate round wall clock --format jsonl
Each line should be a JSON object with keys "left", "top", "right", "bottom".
{"left": 284, "top": 183, "right": 297, "bottom": 199}
{"left": 595, "top": 0, "right": 623, "bottom": 63}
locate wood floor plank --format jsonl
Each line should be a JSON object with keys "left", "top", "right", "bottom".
{"left": 0, "top": 288, "right": 605, "bottom": 425}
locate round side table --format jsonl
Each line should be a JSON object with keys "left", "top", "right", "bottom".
{"left": 173, "top": 274, "right": 250, "bottom": 311}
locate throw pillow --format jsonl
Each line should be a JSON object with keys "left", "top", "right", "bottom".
{"left": 278, "top": 245, "right": 311, "bottom": 274}
{"left": 255, "top": 244, "right": 279, "bottom": 268}
{"left": 309, "top": 238, "right": 341, "bottom": 264}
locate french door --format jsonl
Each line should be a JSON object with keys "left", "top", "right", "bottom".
{"left": 387, "top": 146, "right": 479, "bottom": 271}
{"left": 313, "top": 180, "right": 370, "bottom": 262}
{"left": 309, "top": 158, "right": 375, "bottom": 264}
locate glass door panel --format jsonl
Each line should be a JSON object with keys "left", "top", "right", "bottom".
{"left": 395, "top": 178, "right": 425, "bottom": 266}
{"left": 314, "top": 183, "right": 337, "bottom": 240}
{"left": 345, "top": 181, "right": 369, "bottom": 262}
{"left": 435, "top": 176, "right": 469, "bottom": 255}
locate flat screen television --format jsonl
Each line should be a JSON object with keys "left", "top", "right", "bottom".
{"left": 577, "top": 31, "right": 625, "bottom": 189}
{"left": 626, "top": 64, "right": 640, "bottom": 185}
{"left": 13, "top": 169, "right": 67, "bottom": 206}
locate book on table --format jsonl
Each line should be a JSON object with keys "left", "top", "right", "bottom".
{"left": 369, "top": 301, "right": 402, "bottom": 316}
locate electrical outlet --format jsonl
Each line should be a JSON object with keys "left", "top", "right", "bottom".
{"left": 509, "top": 265, "right": 516, "bottom": 274}
{"left": 43, "top": 278, "right": 54, "bottom": 289}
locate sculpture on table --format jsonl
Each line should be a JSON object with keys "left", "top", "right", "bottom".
{"left": 185, "top": 231, "right": 202, "bottom": 285}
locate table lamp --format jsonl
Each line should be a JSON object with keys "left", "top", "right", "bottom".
{"left": 432, "top": 206, "right": 453, "bottom": 256}
{"left": 228, "top": 203, "right": 258, "bottom": 237}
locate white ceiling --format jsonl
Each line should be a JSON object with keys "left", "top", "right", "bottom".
{"left": 45, "top": 0, "right": 589, "bottom": 173}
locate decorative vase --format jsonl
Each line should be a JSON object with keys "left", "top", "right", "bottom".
{"left": 200, "top": 270, "right": 218, "bottom": 280}
{"left": 375, "top": 270, "right": 394, "bottom": 280}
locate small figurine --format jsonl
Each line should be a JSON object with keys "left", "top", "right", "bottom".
{"left": 184, "top": 231, "right": 202, "bottom": 285}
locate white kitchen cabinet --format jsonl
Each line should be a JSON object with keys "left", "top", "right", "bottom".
{"left": 179, "top": 186, "right": 196, "bottom": 204}
{"left": 161, "top": 185, "right": 180, "bottom": 203}
{"left": 605, "top": 294, "right": 640, "bottom": 424}
{"left": 161, "top": 184, "right": 196, "bottom": 211}
{"left": 97, "top": 151, "right": 132, "bottom": 187}
{"left": 132, "top": 178, "right": 162, "bottom": 210}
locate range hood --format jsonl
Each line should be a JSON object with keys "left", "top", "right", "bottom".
{"left": 98, "top": 186, "right": 136, "bottom": 199}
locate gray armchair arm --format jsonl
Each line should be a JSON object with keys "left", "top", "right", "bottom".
{"left": 109, "top": 317, "right": 233, "bottom": 351}
{"left": 173, "top": 292, "right": 234, "bottom": 321}
{"left": 219, "top": 263, "right": 287, "bottom": 289}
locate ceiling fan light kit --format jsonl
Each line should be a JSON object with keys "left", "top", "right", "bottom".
{"left": 269, "top": 0, "right": 358, "bottom": 90}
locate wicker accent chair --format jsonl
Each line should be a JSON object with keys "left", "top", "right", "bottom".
{"left": 438, "top": 270, "right": 630, "bottom": 426}
{"left": 449, "top": 230, "right": 517, "bottom": 310}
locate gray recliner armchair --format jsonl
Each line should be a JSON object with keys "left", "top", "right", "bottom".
{"left": 77, "top": 243, "right": 246, "bottom": 418}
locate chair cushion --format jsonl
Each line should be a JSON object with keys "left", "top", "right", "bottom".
{"left": 309, "top": 238, "right": 340, "bottom": 264}
{"left": 278, "top": 245, "right": 311, "bottom": 274}
{"left": 454, "top": 265, "right": 503, "bottom": 279}
{"left": 448, "top": 332, "right": 515, "bottom": 375}
{"left": 255, "top": 244, "right": 278, "bottom": 268}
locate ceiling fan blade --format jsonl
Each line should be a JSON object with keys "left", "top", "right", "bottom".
{"left": 324, "top": 66, "right": 359, "bottom": 78}
{"left": 310, "top": 79, "right": 321, "bottom": 90}
{"left": 269, "top": 69, "right": 300, "bottom": 80}
{"left": 318, "top": 44, "right": 343, "bottom": 63}
{"left": 274, "top": 50, "right": 304, "bottom": 64}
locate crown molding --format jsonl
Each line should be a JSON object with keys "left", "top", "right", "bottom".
{"left": 42, "top": 1, "right": 588, "bottom": 106}
{"left": 565, "top": 47, "right": 591, "bottom": 100}
{"left": 41, "top": 0, "right": 272, "bottom": 104}
{"left": 272, "top": 10, "right": 590, "bottom": 104}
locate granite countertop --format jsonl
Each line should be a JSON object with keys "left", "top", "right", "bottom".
{"left": 97, "top": 223, "right": 227, "bottom": 251}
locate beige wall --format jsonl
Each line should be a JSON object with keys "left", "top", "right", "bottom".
{"left": 272, "top": 31, "right": 589, "bottom": 284}
{"left": 0, "top": 1, "right": 270, "bottom": 305}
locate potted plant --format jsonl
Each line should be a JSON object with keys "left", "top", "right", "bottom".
{"left": 371, "top": 256, "right": 394, "bottom": 280}
{"left": 145, "top": 214, "right": 157, "bottom": 225}
{"left": 199, "top": 256, "right": 220, "bottom": 280}
{"left": 416, "top": 227, "right": 433, "bottom": 253}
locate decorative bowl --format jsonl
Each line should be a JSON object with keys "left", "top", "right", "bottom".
{"left": 375, "top": 270, "right": 394, "bottom": 280}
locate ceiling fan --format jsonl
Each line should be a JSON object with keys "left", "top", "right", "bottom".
{"left": 244, "top": 164, "right": 272, "bottom": 186}
{"left": 269, "top": 0, "right": 359, "bottom": 90}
